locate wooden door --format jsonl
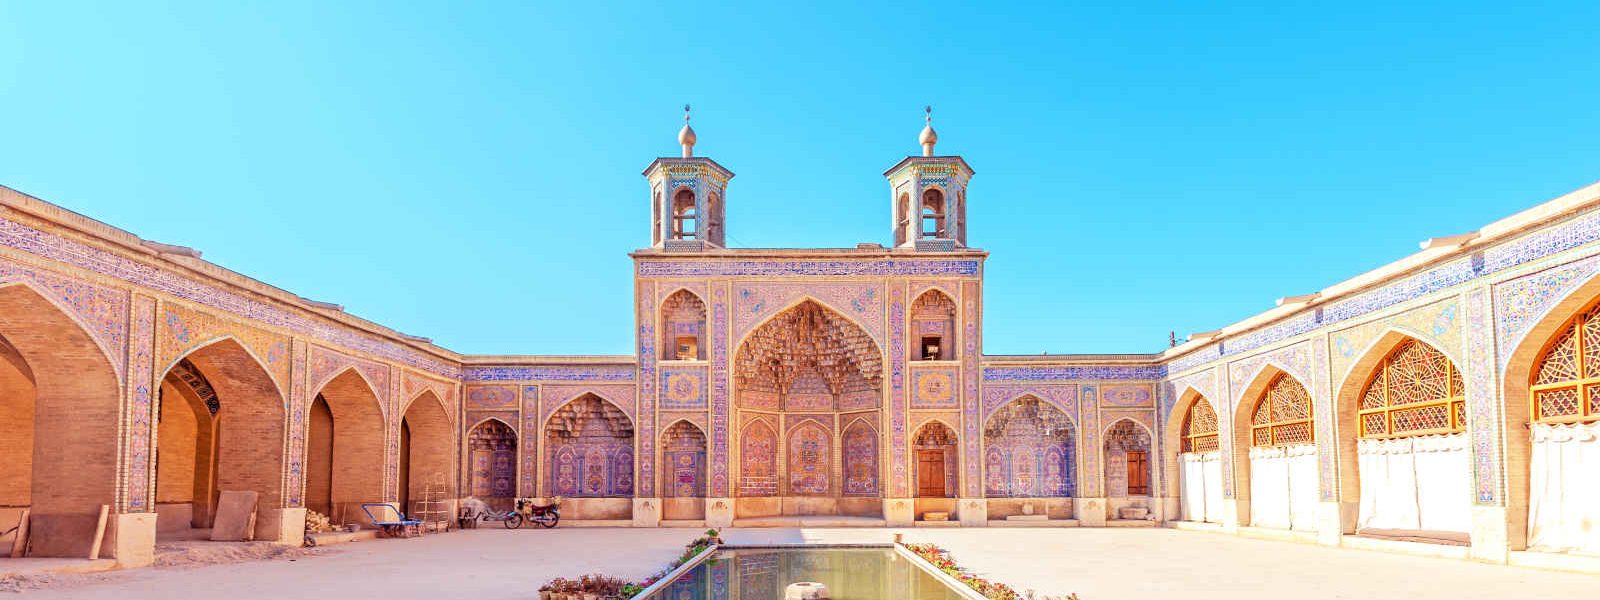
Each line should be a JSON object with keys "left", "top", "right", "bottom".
{"left": 917, "top": 450, "right": 947, "bottom": 497}
{"left": 1126, "top": 451, "right": 1150, "bottom": 496}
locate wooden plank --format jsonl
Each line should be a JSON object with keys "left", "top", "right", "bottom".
{"left": 88, "top": 504, "right": 109, "bottom": 560}
{"left": 9, "top": 508, "right": 30, "bottom": 558}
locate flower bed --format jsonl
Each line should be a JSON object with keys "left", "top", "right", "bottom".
{"left": 539, "top": 529, "right": 722, "bottom": 600}
{"left": 902, "top": 542, "right": 1077, "bottom": 600}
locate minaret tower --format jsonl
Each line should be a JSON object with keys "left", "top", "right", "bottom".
{"left": 885, "top": 107, "right": 974, "bottom": 250}
{"left": 643, "top": 105, "right": 734, "bottom": 251}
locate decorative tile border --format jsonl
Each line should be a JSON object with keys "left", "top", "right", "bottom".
{"left": 636, "top": 258, "right": 981, "bottom": 278}
{"left": 982, "top": 365, "right": 1165, "bottom": 381}
{"left": 0, "top": 258, "right": 129, "bottom": 378}
{"left": 732, "top": 282, "right": 885, "bottom": 346}
{"left": 0, "top": 215, "right": 457, "bottom": 378}
{"left": 122, "top": 294, "right": 156, "bottom": 512}
{"left": 462, "top": 364, "right": 636, "bottom": 382}
{"left": 1169, "top": 205, "right": 1600, "bottom": 374}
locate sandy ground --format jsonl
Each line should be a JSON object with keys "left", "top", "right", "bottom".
{"left": 6, "top": 527, "right": 1598, "bottom": 599}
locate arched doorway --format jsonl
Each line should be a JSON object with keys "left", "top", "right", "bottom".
{"left": 1173, "top": 394, "right": 1223, "bottom": 523}
{"left": 661, "top": 420, "right": 707, "bottom": 521}
{"left": 0, "top": 284, "right": 121, "bottom": 557}
{"left": 1236, "top": 371, "right": 1317, "bottom": 531}
{"left": 1513, "top": 300, "right": 1600, "bottom": 553}
{"left": 467, "top": 419, "right": 517, "bottom": 511}
{"left": 913, "top": 421, "right": 958, "bottom": 498}
{"left": 399, "top": 391, "right": 454, "bottom": 519}
{"left": 154, "top": 360, "right": 217, "bottom": 535}
{"left": 733, "top": 300, "right": 884, "bottom": 518}
{"left": 1338, "top": 335, "right": 1470, "bottom": 540}
{"left": 1105, "top": 419, "right": 1153, "bottom": 498}
{"left": 306, "top": 369, "right": 386, "bottom": 525}
{"left": 154, "top": 337, "right": 286, "bottom": 541}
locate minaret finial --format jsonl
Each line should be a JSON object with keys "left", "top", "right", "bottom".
{"left": 919, "top": 105, "right": 939, "bottom": 157}
{"left": 677, "top": 103, "right": 697, "bottom": 158}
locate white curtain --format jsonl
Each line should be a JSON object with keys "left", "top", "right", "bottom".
{"left": 1529, "top": 422, "right": 1600, "bottom": 554}
{"left": 1179, "top": 451, "right": 1225, "bottom": 523}
{"left": 1413, "top": 433, "right": 1472, "bottom": 533}
{"left": 1202, "top": 451, "right": 1225, "bottom": 523}
{"left": 1286, "top": 443, "right": 1319, "bottom": 532}
{"left": 1356, "top": 433, "right": 1471, "bottom": 534}
{"left": 1357, "top": 437, "right": 1420, "bottom": 530}
{"left": 1180, "top": 452, "right": 1206, "bottom": 522}
{"left": 1250, "top": 444, "right": 1317, "bottom": 531}
{"left": 1249, "top": 446, "right": 1291, "bottom": 529}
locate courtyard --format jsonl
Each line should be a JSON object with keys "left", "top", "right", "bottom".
{"left": 4, "top": 527, "right": 1595, "bottom": 599}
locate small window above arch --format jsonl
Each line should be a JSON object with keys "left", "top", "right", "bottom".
{"left": 920, "top": 188, "right": 946, "bottom": 239}
{"left": 670, "top": 188, "right": 697, "bottom": 240}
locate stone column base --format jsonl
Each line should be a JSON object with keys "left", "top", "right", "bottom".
{"left": 1076, "top": 497, "right": 1107, "bottom": 527}
{"left": 705, "top": 498, "right": 734, "bottom": 529}
{"left": 108, "top": 512, "right": 156, "bottom": 567}
{"left": 1315, "top": 501, "right": 1347, "bottom": 546}
{"left": 254, "top": 507, "right": 306, "bottom": 545}
{"left": 1470, "top": 505, "right": 1510, "bottom": 563}
{"left": 957, "top": 498, "right": 987, "bottom": 527}
{"left": 884, "top": 499, "right": 914, "bottom": 526}
{"left": 633, "top": 498, "right": 662, "bottom": 528}
{"left": 1224, "top": 498, "right": 1249, "bottom": 530}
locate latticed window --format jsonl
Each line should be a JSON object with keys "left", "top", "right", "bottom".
{"left": 1181, "top": 398, "right": 1219, "bottom": 452}
{"left": 1358, "top": 339, "right": 1465, "bottom": 438}
{"left": 1250, "top": 374, "right": 1314, "bottom": 447}
{"left": 1531, "top": 306, "right": 1600, "bottom": 424}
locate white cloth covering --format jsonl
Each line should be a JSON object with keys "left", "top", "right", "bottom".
{"left": 1529, "top": 421, "right": 1600, "bottom": 554}
{"left": 1249, "top": 444, "right": 1317, "bottom": 531}
{"left": 1356, "top": 433, "right": 1470, "bottom": 533}
{"left": 1179, "top": 451, "right": 1225, "bottom": 523}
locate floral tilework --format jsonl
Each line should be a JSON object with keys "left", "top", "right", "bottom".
{"left": 122, "top": 294, "right": 156, "bottom": 512}
{"left": 0, "top": 257, "right": 129, "bottom": 377}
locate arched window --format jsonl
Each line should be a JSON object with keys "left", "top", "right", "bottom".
{"left": 1531, "top": 305, "right": 1600, "bottom": 423}
{"left": 671, "top": 188, "right": 697, "bottom": 240}
{"left": 1182, "top": 398, "right": 1219, "bottom": 452}
{"left": 1359, "top": 339, "right": 1465, "bottom": 438}
{"left": 910, "top": 290, "right": 957, "bottom": 361}
{"left": 660, "top": 290, "right": 707, "bottom": 361}
{"left": 895, "top": 192, "right": 911, "bottom": 246}
{"left": 920, "top": 188, "right": 945, "bottom": 239}
{"left": 1251, "top": 374, "right": 1314, "bottom": 447}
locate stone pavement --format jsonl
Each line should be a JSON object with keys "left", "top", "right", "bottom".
{"left": 14, "top": 527, "right": 1599, "bottom": 599}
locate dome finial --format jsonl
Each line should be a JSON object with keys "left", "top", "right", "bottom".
{"left": 919, "top": 105, "right": 938, "bottom": 157}
{"left": 678, "top": 103, "right": 697, "bottom": 158}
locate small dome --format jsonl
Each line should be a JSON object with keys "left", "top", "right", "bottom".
{"left": 919, "top": 124, "right": 938, "bottom": 146}
{"left": 679, "top": 123, "right": 697, "bottom": 147}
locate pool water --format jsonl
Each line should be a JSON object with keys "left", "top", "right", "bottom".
{"left": 646, "top": 547, "right": 967, "bottom": 599}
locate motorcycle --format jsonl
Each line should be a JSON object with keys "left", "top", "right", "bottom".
{"left": 516, "top": 496, "right": 562, "bottom": 529}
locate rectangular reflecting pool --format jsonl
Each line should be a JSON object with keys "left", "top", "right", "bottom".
{"left": 645, "top": 547, "right": 968, "bottom": 599}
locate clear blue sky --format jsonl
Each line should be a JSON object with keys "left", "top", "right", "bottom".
{"left": 3, "top": 2, "right": 1597, "bottom": 356}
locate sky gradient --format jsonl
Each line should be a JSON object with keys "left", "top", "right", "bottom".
{"left": 3, "top": 2, "right": 1598, "bottom": 356}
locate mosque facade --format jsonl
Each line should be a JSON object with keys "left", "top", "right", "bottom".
{"left": 2, "top": 114, "right": 1599, "bottom": 569}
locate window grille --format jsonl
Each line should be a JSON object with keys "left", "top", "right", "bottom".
{"left": 1531, "top": 306, "right": 1600, "bottom": 424}
{"left": 1358, "top": 339, "right": 1465, "bottom": 438}
{"left": 1250, "top": 374, "right": 1314, "bottom": 447}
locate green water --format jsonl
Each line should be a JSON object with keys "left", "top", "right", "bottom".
{"left": 647, "top": 548, "right": 967, "bottom": 599}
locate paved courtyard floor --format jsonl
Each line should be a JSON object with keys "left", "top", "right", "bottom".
{"left": 7, "top": 527, "right": 1597, "bottom": 599}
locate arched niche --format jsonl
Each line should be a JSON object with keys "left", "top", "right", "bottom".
{"left": 544, "top": 394, "right": 634, "bottom": 498}
{"left": 910, "top": 290, "right": 957, "bottom": 361}
{"left": 660, "top": 289, "right": 707, "bottom": 361}
{"left": 983, "top": 396, "right": 1075, "bottom": 498}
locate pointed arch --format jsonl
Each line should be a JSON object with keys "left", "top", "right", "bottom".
{"left": 737, "top": 418, "right": 779, "bottom": 497}
{"left": 306, "top": 367, "right": 386, "bottom": 521}
{"left": 841, "top": 418, "right": 880, "bottom": 497}
{"left": 1104, "top": 418, "right": 1154, "bottom": 497}
{"left": 911, "top": 288, "right": 958, "bottom": 361}
{"left": 660, "top": 419, "right": 707, "bottom": 498}
{"left": 544, "top": 393, "right": 634, "bottom": 498}
{"left": 0, "top": 283, "right": 122, "bottom": 557}
{"left": 1501, "top": 270, "right": 1600, "bottom": 552}
{"left": 1233, "top": 366, "right": 1316, "bottom": 530}
{"left": 786, "top": 420, "right": 832, "bottom": 496}
{"left": 983, "top": 395, "right": 1076, "bottom": 498}
{"left": 159, "top": 335, "right": 287, "bottom": 537}
{"left": 1333, "top": 331, "right": 1469, "bottom": 534}
{"left": 660, "top": 288, "right": 708, "bottom": 361}
{"left": 399, "top": 389, "right": 455, "bottom": 514}
{"left": 466, "top": 418, "right": 517, "bottom": 507}
{"left": 912, "top": 420, "right": 959, "bottom": 498}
